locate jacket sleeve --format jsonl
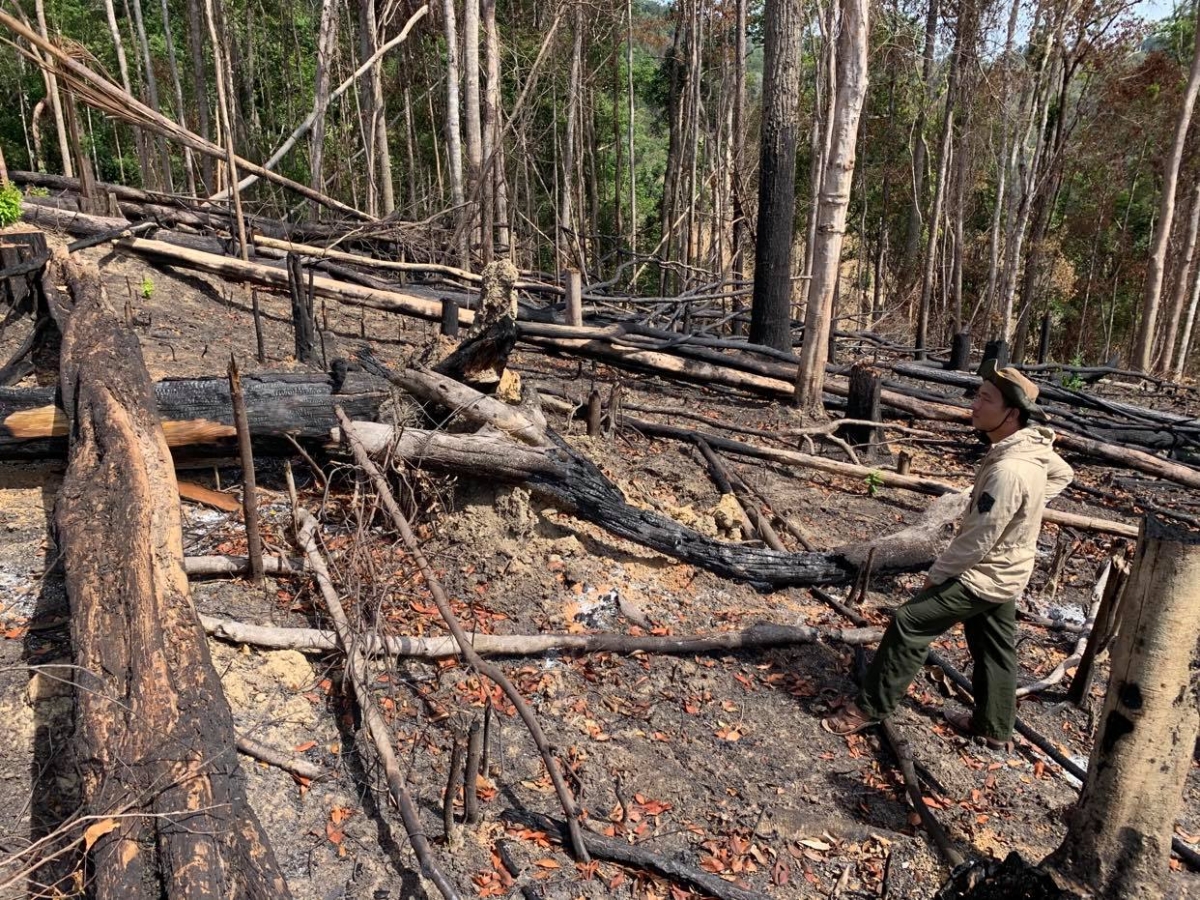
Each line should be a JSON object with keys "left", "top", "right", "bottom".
{"left": 927, "top": 466, "right": 1027, "bottom": 585}
{"left": 1045, "top": 451, "right": 1073, "bottom": 503}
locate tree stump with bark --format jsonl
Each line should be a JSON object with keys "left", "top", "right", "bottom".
{"left": 1047, "top": 514, "right": 1200, "bottom": 899}
{"left": 42, "top": 251, "right": 291, "bottom": 899}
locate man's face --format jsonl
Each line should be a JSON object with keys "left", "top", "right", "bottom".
{"left": 971, "top": 381, "right": 1014, "bottom": 434}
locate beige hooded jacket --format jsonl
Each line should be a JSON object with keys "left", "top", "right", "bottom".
{"left": 927, "top": 426, "right": 1074, "bottom": 603}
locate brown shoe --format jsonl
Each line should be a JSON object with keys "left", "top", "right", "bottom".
{"left": 821, "top": 701, "right": 877, "bottom": 737}
{"left": 943, "top": 708, "right": 1013, "bottom": 751}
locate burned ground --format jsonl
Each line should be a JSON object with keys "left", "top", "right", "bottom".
{"left": 0, "top": 234, "right": 1197, "bottom": 899}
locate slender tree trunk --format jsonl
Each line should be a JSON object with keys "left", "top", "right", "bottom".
{"left": 1175, "top": 250, "right": 1200, "bottom": 379}
{"left": 626, "top": 0, "right": 637, "bottom": 260}
{"left": 977, "top": 0, "right": 1022, "bottom": 327}
{"left": 309, "top": 0, "right": 337, "bottom": 216}
{"left": 749, "top": 0, "right": 803, "bottom": 351}
{"left": 35, "top": 0, "right": 72, "bottom": 177}
{"left": 1159, "top": 180, "right": 1200, "bottom": 374}
{"left": 480, "top": 0, "right": 497, "bottom": 261}
{"left": 998, "top": 22, "right": 1054, "bottom": 344}
{"left": 1134, "top": 17, "right": 1200, "bottom": 372}
{"left": 186, "top": 0, "right": 213, "bottom": 191}
{"left": 464, "top": 0, "right": 482, "bottom": 242}
{"left": 104, "top": 0, "right": 152, "bottom": 185}
{"left": 203, "top": 0, "right": 248, "bottom": 260}
{"left": 129, "top": 0, "right": 172, "bottom": 190}
{"left": 442, "top": 0, "right": 467, "bottom": 265}
{"left": 1048, "top": 517, "right": 1200, "bottom": 900}
{"left": 561, "top": 1, "right": 583, "bottom": 272}
{"left": 915, "top": 21, "right": 962, "bottom": 358}
{"left": 364, "top": 0, "right": 394, "bottom": 215}
{"left": 730, "top": 0, "right": 748, "bottom": 331}
{"left": 901, "top": 0, "right": 939, "bottom": 286}
{"left": 795, "top": 0, "right": 869, "bottom": 410}
{"left": 159, "top": 0, "right": 196, "bottom": 195}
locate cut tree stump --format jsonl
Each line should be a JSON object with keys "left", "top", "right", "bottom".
{"left": 42, "top": 250, "right": 290, "bottom": 898}
{"left": 1047, "top": 514, "right": 1200, "bottom": 900}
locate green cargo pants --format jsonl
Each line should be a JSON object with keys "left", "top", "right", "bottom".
{"left": 856, "top": 578, "right": 1017, "bottom": 741}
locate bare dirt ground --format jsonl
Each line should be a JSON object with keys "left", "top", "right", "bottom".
{"left": 0, "top": 232, "right": 1197, "bottom": 899}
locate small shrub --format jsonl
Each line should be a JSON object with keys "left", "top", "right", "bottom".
{"left": 0, "top": 184, "right": 23, "bottom": 227}
{"left": 140, "top": 275, "right": 155, "bottom": 299}
{"left": 865, "top": 470, "right": 885, "bottom": 496}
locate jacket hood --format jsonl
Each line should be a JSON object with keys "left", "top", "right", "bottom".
{"left": 988, "top": 426, "right": 1057, "bottom": 467}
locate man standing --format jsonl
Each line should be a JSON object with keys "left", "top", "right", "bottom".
{"left": 822, "top": 361, "right": 1073, "bottom": 749}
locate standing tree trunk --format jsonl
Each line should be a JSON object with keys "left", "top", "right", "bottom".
{"left": 103, "top": 0, "right": 151, "bottom": 184}
{"left": 749, "top": 0, "right": 803, "bottom": 351}
{"left": 159, "top": 0, "right": 197, "bottom": 195}
{"left": 359, "top": 0, "right": 395, "bottom": 216}
{"left": 560, "top": 1, "right": 584, "bottom": 273}
{"left": 34, "top": 0, "right": 72, "bottom": 177}
{"left": 1048, "top": 515, "right": 1200, "bottom": 900}
{"left": 901, "top": 0, "right": 939, "bottom": 286}
{"left": 1174, "top": 238, "right": 1200, "bottom": 379}
{"left": 1157, "top": 180, "right": 1200, "bottom": 374}
{"left": 186, "top": 0, "right": 213, "bottom": 191}
{"left": 626, "top": 0, "right": 637, "bottom": 260}
{"left": 729, "top": 0, "right": 748, "bottom": 332}
{"left": 310, "top": 0, "right": 338, "bottom": 217}
{"left": 795, "top": 0, "right": 869, "bottom": 411}
{"left": 442, "top": 0, "right": 467, "bottom": 266}
{"left": 463, "top": 0, "right": 482, "bottom": 242}
{"left": 129, "top": 0, "right": 172, "bottom": 190}
{"left": 43, "top": 250, "right": 291, "bottom": 900}
{"left": 1133, "top": 15, "right": 1200, "bottom": 372}
{"left": 915, "top": 21, "right": 962, "bottom": 358}
{"left": 481, "top": 0, "right": 506, "bottom": 257}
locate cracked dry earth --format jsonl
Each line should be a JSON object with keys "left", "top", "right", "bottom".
{"left": 0, "top": 234, "right": 1198, "bottom": 899}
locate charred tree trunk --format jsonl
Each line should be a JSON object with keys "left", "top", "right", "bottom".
{"left": 749, "top": 0, "right": 803, "bottom": 351}
{"left": 287, "top": 253, "right": 318, "bottom": 366}
{"left": 1048, "top": 515, "right": 1200, "bottom": 900}
{"left": 42, "top": 250, "right": 291, "bottom": 899}
{"left": 0, "top": 369, "right": 385, "bottom": 455}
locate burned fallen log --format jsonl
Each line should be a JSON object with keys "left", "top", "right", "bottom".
{"left": 0, "top": 369, "right": 385, "bottom": 456}
{"left": 43, "top": 250, "right": 290, "bottom": 897}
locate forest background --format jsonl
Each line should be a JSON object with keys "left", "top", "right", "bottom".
{"left": 1, "top": 0, "right": 1197, "bottom": 383}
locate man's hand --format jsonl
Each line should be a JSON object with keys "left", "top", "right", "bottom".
{"left": 921, "top": 575, "right": 933, "bottom": 592}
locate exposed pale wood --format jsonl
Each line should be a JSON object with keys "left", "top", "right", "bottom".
{"left": 235, "top": 736, "right": 323, "bottom": 780}
{"left": 199, "top": 615, "right": 884, "bottom": 657}
{"left": 177, "top": 479, "right": 240, "bottom": 512}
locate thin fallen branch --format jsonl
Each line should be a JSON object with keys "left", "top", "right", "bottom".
{"left": 235, "top": 735, "right": 323, "bottom": 780}
{"left": 295, "top": 507, "right": 460, "bottom": 900}
{"left": 501, "top": 808, "right": 770, "bottom": 900}
{"left": 198, "top": 614, "right": 883, "bottom": 656}
{"left": 879, "top": 718, "right": 965, "bottom": 868}
{"left": 336, "top": 410, "right": 589, "bottom": 860}
{"left": 184, "top": 555, "right": 303, "bottom": 577}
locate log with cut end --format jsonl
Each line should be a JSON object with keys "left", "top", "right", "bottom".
{"left": 42, "top": 251, "right": 290, "bottom": 898}
{"left": 0, "top": 369, "right": 385, "bottom": 455}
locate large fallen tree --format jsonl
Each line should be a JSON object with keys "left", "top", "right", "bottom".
{"left": 42, "top": 250, "right": 289, "bottom": 897}
{"left": 0, "top": 369, "right": 385, "bottom": 455}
